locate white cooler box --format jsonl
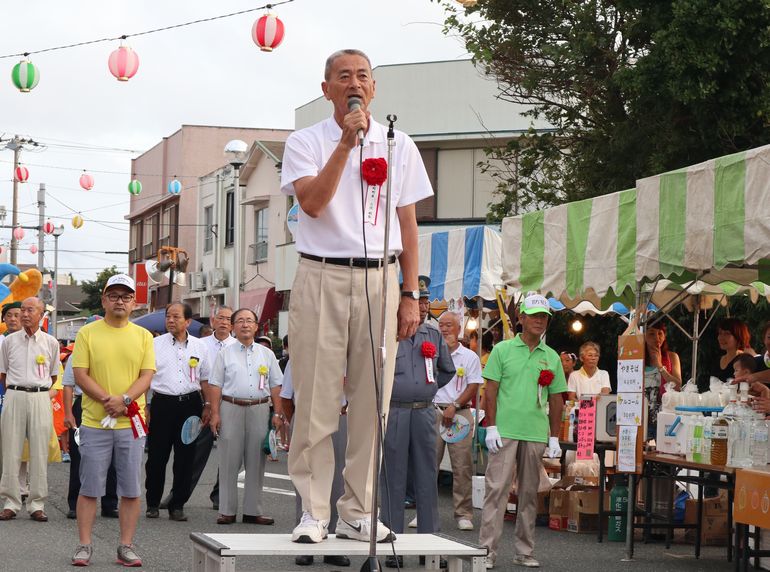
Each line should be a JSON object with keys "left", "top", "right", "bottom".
{"left": 656, "top": 411, "right": 691, "bottom": 454}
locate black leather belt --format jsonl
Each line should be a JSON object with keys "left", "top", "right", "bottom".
{"left": 7, "top": 385, "right": 49, "bottom": 393}
{"left": 436, "top": 403, "right": 469, "bottom": 410}
{"left": 152, "top": 390, "right": 201, "bottom": 402}
{"left": 301, "top": 253, "right": 396, "bottom": 268}
{"left": 391, "top": 400, "right": 433, "bottom": 409}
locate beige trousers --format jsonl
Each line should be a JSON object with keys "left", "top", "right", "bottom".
{"left": 288, "top": 258, "right": 398, "bottom": 522}
{"left": 435, "top": 407, "right": 474, "bottom": 520}
{"left": 478, "top": 439, "right": 546, "bottom": 561}
{"left": 0, "top": 390, "right": 52, "bottom": 513}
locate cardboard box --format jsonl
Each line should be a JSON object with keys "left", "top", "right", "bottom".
{"left": 568, "top": 511, "right": 600, "bottom": 533}
{"left": 683, "top": 495, "right": 729, "bottom": 546}
{"left": 549, "top": 515, "right": 569, "bottom": 531}
{"left": 472, "top": 475, "right": 485, "bottom": 510}
{"left": 537, "top": 491, "right": 550, "bottom": 516}
{"left": 684, "top": 494, "right": 728, "bottom": 523}
{"left": 549, "top": 476, "right": 602, "bottom": 532}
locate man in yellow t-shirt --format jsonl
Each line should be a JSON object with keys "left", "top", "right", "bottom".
{"left": 70, "top": 274, "right": 155, "bottom": 567}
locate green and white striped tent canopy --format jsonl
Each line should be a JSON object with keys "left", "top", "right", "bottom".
{"left": 501, "top": 144, "right": 770, "bottom": 308}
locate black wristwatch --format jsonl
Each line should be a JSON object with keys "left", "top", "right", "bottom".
{"left": 401, "top": 290, "right": 419, "bottom": 300}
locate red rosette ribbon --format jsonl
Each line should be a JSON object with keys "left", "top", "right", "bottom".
{"left": 538, "top": 370, "right": 554, "bottom": 387}
{"left": 422, "top": 341, "right": 437, "bottom": 384}
{"left": 126, "top": 401, "right": 148, "bottom": 439}
{"left": 362, "top": 158, "right": 388, "bottom": 186}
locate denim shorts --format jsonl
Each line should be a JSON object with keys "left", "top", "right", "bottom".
{"left": 78, "top": 426, "right": 146, "bottom": 498}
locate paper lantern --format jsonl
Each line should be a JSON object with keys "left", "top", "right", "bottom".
{"left": 79, "top": 172, "right": 94, "bottom": 190}
{"left": 29, "top": 244, "right": 38, "bottom": 254}
{"left": 108, "top": 45, "right": 140, "bottom": 81}
{"left": 11, "top": 58, "right": 40, "bottom": 93}
{"left": 0, "top": 246, "right": 5, "bottom": 256}
{"left": 167, "top": 178, "right": 182, "bottom": 195}
{"left": 128, "top": 179, "right": 142, "bottom": 195}
{"left": 15, "top": 166, "right": 29, "bottom": 183}
{"left": 252, "top": 13, "right": 285, "bottom": 52}
{"left": 72, "top": 215, "right": 84, "bottom": 229}
{"left": 43, "top": 220, "right": 55, "bottom": 235}
{"left": 12, "top": 226, "right": 24, "bottom": 241}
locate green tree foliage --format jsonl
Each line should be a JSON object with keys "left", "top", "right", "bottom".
{"left": 79, "top": 266, "right": 119, "bottom": 314}
{"left": 436, "top": 0, "right": 770, "bottom": 220}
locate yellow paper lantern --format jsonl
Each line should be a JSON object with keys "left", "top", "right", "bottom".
{"left": 72, "top": 214, "right": 84, "bottom": 229}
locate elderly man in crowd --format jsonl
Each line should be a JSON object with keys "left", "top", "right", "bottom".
{"left": 145, "top": 302, "right": 211, "bottom": 522}
{"left": 0, "top": 297, "right": 60, "bottom": 522}
{"left": 208, "top": 308, "right": 284, "bottom": 525}
{"left": 71, "top": 274, "right": 155, "bottom": 567}
{"left": 434, "top": 311, "right": 483, "bottom": 532}
{"left": 479, "top": 294, "right": 567, "bottom": 569}
{"left": 0, "top": 301, "right": 23, "bottom": 485}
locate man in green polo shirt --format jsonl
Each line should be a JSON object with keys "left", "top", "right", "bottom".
{"left": 478, "top": 294, "right": 566, "bottom": 569}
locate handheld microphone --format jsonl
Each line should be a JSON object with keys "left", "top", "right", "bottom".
{"left": 347, "top": 96, "right": 364, "bottom": 145}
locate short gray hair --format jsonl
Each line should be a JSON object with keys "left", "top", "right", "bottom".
{"left": 324, "top": 49, "right": 372, "bottom": 80}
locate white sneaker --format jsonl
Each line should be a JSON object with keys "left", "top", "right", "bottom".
{"left": 292, "top": 511, "right": 329, "bottom": 543}
{"left": 408, "top": 516, "right": 417, "bottom": 528}
{"left": 513, "top": 555, "right": 540, "bottom": 568}
{"left": 485, "top": 557, "right": 496, "bottom": 570}
{"left": 457, "top": 518, "right": 474, "bottom": 531}
{"left": 336, "top": 516, "right": 396, "bottom": 543}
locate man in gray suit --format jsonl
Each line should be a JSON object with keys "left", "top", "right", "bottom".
{"left": 381, "top": 277, "right": 455, "bottom": 568}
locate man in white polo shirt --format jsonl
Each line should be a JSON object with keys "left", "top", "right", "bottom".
{"left": 435, "top": 311, "right": 482, "bottom": 532}
{"left": 281, "top": 48, "right": 433, "bottom": 544}
{"left": 145, "top": 302, "right": 210, "bottom": 522}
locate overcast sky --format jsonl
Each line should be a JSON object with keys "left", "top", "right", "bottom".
{"left": 0, "top": 0, "right": 467, "bottom": 281}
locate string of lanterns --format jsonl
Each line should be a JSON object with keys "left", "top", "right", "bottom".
{"left": 9, "top": 9, "right": 286, "bottom": 93}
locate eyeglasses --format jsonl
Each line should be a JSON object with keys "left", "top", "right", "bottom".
{"left": 105, "top": 293, "right": 135, "bottom": 303}
{"left": 233, "top": 318, "right": 256, "bottom": 325}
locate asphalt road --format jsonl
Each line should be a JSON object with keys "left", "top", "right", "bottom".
{"left": 0, "top": 446, "right": 740, "bottom": 571}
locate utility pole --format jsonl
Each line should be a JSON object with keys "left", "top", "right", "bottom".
{"left": 37, "top": 184, "right": 45, "bottom": 268}
{"left": 3, "top": 135, "right": 45, "bottom": 265}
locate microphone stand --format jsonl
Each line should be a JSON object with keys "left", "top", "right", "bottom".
{"left": 362, "top": 113, "right": 397, "bottom": 572}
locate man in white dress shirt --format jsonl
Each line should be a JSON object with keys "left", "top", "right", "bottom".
{"left": 208, "top": 308, "right": 284, "bottom": 525}
{"left": 145, "top": 302, "right": 211, "bottom": 522}
{"left": 434, "top": 311, "right": 482, "bottom": 531}
{"left": 0, "top": 297, "right": 61, "bottom": 522}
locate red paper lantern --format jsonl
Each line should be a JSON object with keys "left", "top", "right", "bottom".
{"left": 108, "top": 45, "right": 140, "bottom": 81}
{"left": 12, "top": 226, "right": 24, "bottom": 241}
{"left": 252, "top": 13, "right": 285, "bottom": 52}
{"left": 79, "top": 172, "right": 94, "bottom": 190}
{"left": 15, "top": 166, "right": 29, "bottom": 183}
{"left": 29, "top": 244, "right": 38, "bottom": 255}
{"left": 43, "top": 220, "right": 55, "bottom": 235}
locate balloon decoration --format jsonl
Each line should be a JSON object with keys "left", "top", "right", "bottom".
{"left": 15, "top": 166, "right": 29, "bottom": 183}
{"left": 128, "top": 179, "right": 142, "bottom": 195}
{"left": 43, "top": 220, "right": 55, "bottom": 235}
{"left": 72, "top": 214, "right": 84, "bottom": 229}
{"left": 11, "top": 58, "right": 40, "bottom": 93}
{"left": 29, "top": 244, "right": 38, "bottom": 254}
{"left": 167, "top": 178, "right": 182, "bottom": 195}
{"left": 252, "top": 13, "right": 285, "bottom": 52}
{"left": 12, "top": 226, "right": 24, "bottom": 241}
{"left": 108, "top": 44, "right": 140, "bottom": 81}
{"left": 79, "top": 172, "right": 95, "bottom": 190}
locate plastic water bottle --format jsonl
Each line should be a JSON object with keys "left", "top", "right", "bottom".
{"left": 702, "top": 416, "right": 713, "bottom": 464}
{"left": 711, "top": 414, "right": 729, "bottom": 466}
{"left": 729, "top": 386, "right": 754, "bottom": 468}
{"left": 751, "top": 413, "right": 769, "bottom": 466}
{"left": 692, "top": 417, "right": 704, "bottom": 463}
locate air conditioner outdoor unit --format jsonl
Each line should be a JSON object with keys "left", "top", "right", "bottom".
{"left": 247, "top": 241, "right": 268, "bottom": 265}
{"left": 209, "top": 267, "right": 228, "bottom": 289}
{"left": 189, "top": 272, "right": 206, "bottom": 292}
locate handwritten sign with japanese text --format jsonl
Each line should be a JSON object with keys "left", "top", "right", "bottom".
{"left": 577, "top": 397, "right": 597, "bottom": 460}
{"left": 617, "top": 359, "right": 644, "bottom": 392}
{"left": 617, "top": 392, "right": 643, "bottom": 426}
{"left": 617, "top": 426, "right": 638, "bottom": 472}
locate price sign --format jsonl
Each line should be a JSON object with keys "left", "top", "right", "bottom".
{"left": 617, "top": 426, "right": 638, "bottom": 472}
{"left": 616, "top": 333, "right": 645, "bottom": 474}
{"left": 617, "top": 359, "right": 644, "bottom": 392}
{"left": 577, "top": 397, "right": 596, "bottom": 460}
{"left": 617, "top": 392, "right": 643, "bottom": 426}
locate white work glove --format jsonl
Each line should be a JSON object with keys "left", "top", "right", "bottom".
{"left": 485, "top": 426, "right": 503, "bottom": 454}
{"left": 547, "top": 436, "right": 561, "bottom": 459}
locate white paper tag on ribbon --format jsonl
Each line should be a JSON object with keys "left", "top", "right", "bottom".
{"left": 364, "top": 185, "right": 381, "bottom": 225}
{"left": 131, "top": 415, "right": 147, "bottom": 439}
{"left": 425, "top": 357, "right": 435, "bottom": 384}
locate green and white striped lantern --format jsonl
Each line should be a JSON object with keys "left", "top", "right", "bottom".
{"left": 11, "top": 58, "right": 40, "bottom": 93}
{"left": 501, "top": 143, "right": 770, "bottom": 308}
{"left": 128, "top": 179, "right": 142, "bottom": 195}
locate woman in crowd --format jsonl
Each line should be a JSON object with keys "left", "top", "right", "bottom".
{"left": 559, "top": 351, "right": 578, "bottom": 381}
{"left": 712, "top": 317, "right": 752, "bottom": 381}
{"left": 566, "top": 342, "right": 611, "bottom": 400}
{"left": 644, "top": 322, "right": 682, "bottom": 393}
